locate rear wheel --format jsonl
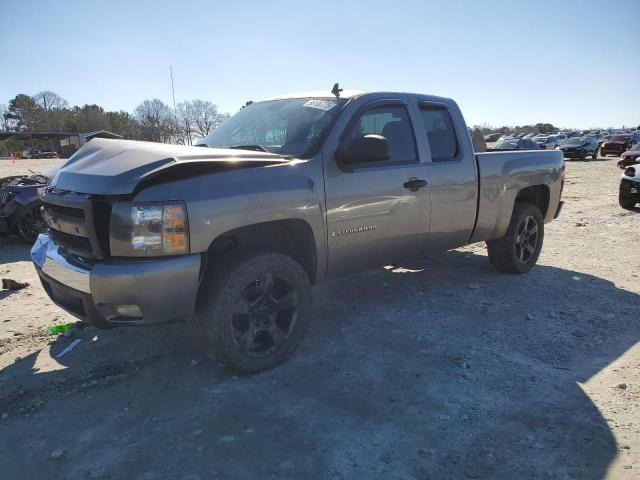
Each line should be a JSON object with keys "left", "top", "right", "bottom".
{"left": 592, "top": 149, "right": 597, "bottom": 160}
{"left": 196, "top": 252, "right": 312, "bottom": 372}
{"left": 15, "top": 206, "right": 46, "bottom": 244}
{"left": 487, "top": 203, "right": 544, "bottom": 274}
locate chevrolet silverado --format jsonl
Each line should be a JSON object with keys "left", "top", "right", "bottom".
{"left": 32, "top": 88, "right": 565, "bottom": 371}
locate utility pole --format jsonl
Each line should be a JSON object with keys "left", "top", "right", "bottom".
{"left": 42, "top": 94, "right": 55, "bottom": 152}
{"left": 169, "top": 66, "right": 180, "bottom": 144}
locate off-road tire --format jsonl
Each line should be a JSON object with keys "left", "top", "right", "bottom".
{"left": 487, "top": 203, "right": 544, "bottom": 274}
{"left": 196, "top": 252, "right": 312, "bottom": 373}
{"left": 15, "top": 206, "right": 46, "bottom": 244}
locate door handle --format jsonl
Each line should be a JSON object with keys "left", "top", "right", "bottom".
{"left": 403, "top": 177, "right": 427, "bottom": 191}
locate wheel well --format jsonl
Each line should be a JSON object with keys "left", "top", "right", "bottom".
{"left": 203, "top": 220, "right": 318, "bottom": 284}
{"left": 514, "top": 185, "right": 550, "bottom": 217}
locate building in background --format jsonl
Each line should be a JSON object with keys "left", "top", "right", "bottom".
{"left": 0, "top": 130, "right": 122, "bottom": 159}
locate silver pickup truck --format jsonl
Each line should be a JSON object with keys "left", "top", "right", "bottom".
{"left": 32, "top": 88, "right": 564, "bottom": 371}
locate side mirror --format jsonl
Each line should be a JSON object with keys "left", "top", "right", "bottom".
{"left": 336, "top": 134, "right": 390, "bottom": 171}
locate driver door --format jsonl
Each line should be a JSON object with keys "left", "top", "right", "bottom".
{"left": 323, "top": 101, "right": 431, "bottom": 278}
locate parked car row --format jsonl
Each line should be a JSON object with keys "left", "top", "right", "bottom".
{"left": 485, "top": 129, "right": 640, "bottom": 160}
{"left": 21, "top": 149, "right": 58, "bottom": 159}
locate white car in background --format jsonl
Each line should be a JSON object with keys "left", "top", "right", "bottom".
{"left": 536, "top": 135, "right": 560, "bottom": 150}
{"left": 619, "top": 165, "right": 640, "bottom": 209}
{"left": 554, "top": 133, "right": 567, "bottom": 145}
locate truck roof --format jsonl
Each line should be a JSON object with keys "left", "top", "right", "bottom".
{"left": 262, "top": 89, "right": 366, "bottom": 101}
{"left": 261, "top": 90, "right": 455, "bottom": 105}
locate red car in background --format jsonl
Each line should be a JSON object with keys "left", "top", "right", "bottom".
{"left": 618, "top": 142, "right": 640, "bottom": 168}
{"left": 600, "top": 134, "right": 633, "bottom": 157}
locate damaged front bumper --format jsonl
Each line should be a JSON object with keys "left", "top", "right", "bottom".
{"left": 31, "top": 234, "right": 202, "bottom": 328}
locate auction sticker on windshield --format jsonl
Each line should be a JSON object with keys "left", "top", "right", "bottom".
{"left": 302, "top": 99, "right": 337, "bottom": 111}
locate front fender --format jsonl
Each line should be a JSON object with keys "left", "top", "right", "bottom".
{"left": 132, "top": 160, "right": 328, "bottom": 279}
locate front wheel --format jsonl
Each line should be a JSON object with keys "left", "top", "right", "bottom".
{"left": 592, "top": 150, "right": 597, "bottom": 160}
{"left": 487, "top": 203, "right": 544, "bottom": 274}
{"left": 15, "top": 206, "right": 46, "bottom": 243}
{"left": 619, "top": 186, "right": 637, "bottom": 209}
{"left": 196, "top": 252, "right": 312, "bottom": 372}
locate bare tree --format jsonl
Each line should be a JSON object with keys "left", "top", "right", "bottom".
{"left": 177, "top": 99, "right": 228, "bottom": 142}
{"left": 32, "top": 91, "right": 69, "bottom": 131}
{"left": 134, "top": 99, "right": 176, "bottom": 143}
{"left": 0, "top": 104, "right": 9, "bottom": 131}
{"left": 176, "top": 101, "right": 194, "bottom": 145}
{"left": 32, "top": 91, "right": 68, "bottom": 111}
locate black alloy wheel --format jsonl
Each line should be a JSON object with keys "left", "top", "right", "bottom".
{"left": 230, "top": 272, "right": 299, "bottom": 357}
{"left": 487, "top": 202, "right": 544, "bottom": 274}
{"left": 197, "top": 252, "right": 312, "bottom": 372}
{"left": 16, "top": 207, "right": 46, "bottom": 243}
{"left": 514, "top": 215, "right": 539, "bottom": 264}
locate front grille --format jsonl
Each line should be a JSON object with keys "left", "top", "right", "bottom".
{"left": 41, "top": 189, "right": 109, "bottom": 260}
{"left": 43, "top": 203, "right": 85, "bottom": 221}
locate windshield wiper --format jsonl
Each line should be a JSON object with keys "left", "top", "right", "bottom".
{"left": 226, "top": 144, "right": 269, "bottom": 153}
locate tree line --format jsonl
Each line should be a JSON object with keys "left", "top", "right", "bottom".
{"left": 0, "top": 91, "right": 231, "bottom": 145}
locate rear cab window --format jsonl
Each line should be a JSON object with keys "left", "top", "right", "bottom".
{"left": 418, "top": 106, "right": 458, "bottom": 161}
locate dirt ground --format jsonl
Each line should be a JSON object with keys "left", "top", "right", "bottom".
{"left": 0, "top": 155, "right": 638, "bottom": 479}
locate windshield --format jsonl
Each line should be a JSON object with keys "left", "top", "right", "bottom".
{"left": 630, "top": 143, "right": 640, "bottom": 151}
{"left": 611, "top": 135, "right": 630, "bottom": 142}
{"left": 198, "top": 98, "right": 346, "bottom": 157}
{"left": 565, "top": 137, "right": 585, "bottom": 145}
{"left": 494, "top": 140, "right": 518, "bottom": 149}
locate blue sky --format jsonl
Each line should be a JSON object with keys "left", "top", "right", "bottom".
{"left": 1, "top": 0, "right": 638, "bottom": 129}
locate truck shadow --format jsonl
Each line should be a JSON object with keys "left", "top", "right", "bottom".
{"left": 0, "top": 250, "right": 638, "bottom": 479}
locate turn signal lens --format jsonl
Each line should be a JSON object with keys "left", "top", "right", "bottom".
{"left": 162, "top": 205, "right": 188, "bottom": 254}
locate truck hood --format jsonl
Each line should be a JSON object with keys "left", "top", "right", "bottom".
{"left": 51, "top": 138, "right": 290, "bottom": 195}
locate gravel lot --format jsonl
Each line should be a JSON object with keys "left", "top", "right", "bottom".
{"left": 0, "top": 155, "right": 639, "bottom": 479}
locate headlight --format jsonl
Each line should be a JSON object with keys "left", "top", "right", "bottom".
{"left": 110, "top": 202, "right": 189, "bottom": 256}
{"left": 625, "top": 167, "right": 636, "bottom": 177}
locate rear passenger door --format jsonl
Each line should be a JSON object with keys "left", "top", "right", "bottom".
{"left": 413, "top": 102, "right": 478, "bottom": 252}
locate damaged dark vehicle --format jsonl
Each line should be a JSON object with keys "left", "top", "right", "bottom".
{"left": 0, "top": 172, "right": 50, "bottom": 243}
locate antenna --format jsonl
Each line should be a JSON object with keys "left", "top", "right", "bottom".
{"left": 169, "top": 66, "right": 180, "bottom": 143}
{"left": 331, "top": 83, "right": 343, "bottom": 98}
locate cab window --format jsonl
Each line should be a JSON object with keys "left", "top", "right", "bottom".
{"left": 348, "top": 105, "right": 417, "bottom": 164}
{"left": 418, "top": 107, "right": 458, "bottom": 161}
